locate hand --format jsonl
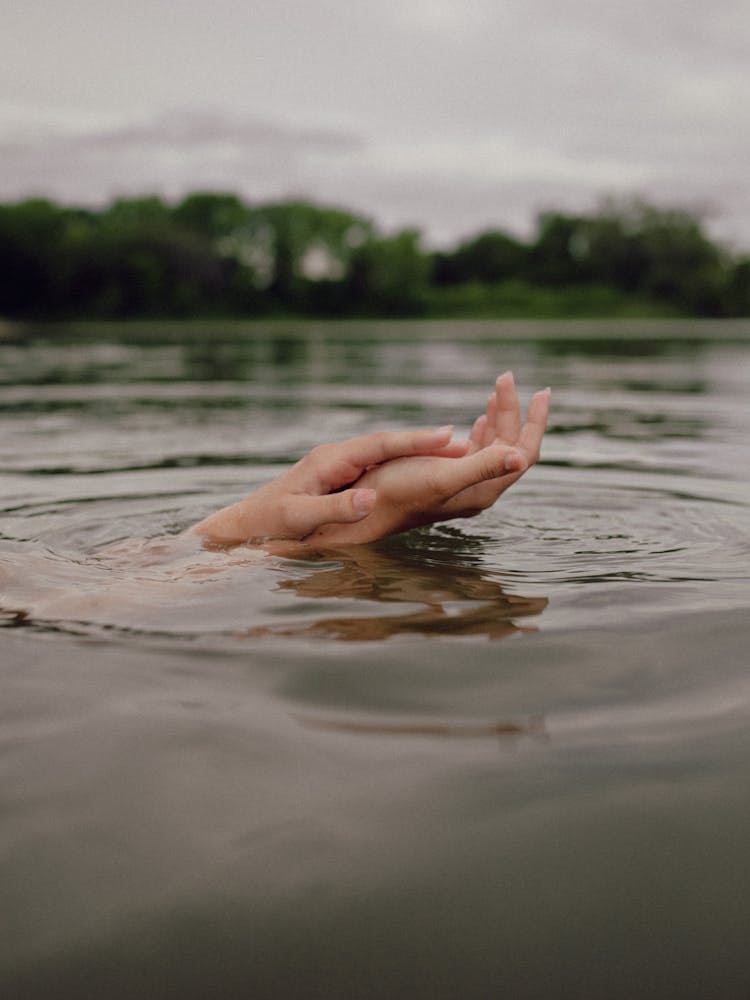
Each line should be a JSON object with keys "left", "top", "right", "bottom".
{"left": 189, "top": 426, "right": 466, "bottom": 546}
{"left": 305, "top": 372, "right": 550, "bottom": 546}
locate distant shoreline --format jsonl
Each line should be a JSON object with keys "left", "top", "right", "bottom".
{"left": 2, "top": 194, "right": 749, "bottom": 323}
{"left": 3, "top": 317, "right": 749, "bottom": 344}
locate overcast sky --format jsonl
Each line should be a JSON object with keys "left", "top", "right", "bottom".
{"left": 2, "top": 0, "right": 749, "bottom": 247}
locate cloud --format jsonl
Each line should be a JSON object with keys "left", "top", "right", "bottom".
{"left": 387, "top": 0, "right": 492, "bottom": 35}
{"left": 0, "top": 107, "right": 365, "bottom": 207}
{"left": 76, "top": 109, "right": 362, "bottom": 155}
{"left": 2, "top": 0, "right": 750, "bottom": 250}
{"left": 1, "top": 102, "right": 749, "bottom": 250}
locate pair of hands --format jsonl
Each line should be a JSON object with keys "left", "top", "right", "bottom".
{"left": 190, "top": 372, "right": 550, "bottom": 548}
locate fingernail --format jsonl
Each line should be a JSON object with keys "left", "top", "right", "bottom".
{"left": 497, "top": 370, "right": 514, "bottom": 383}
{"left": 504, "top": 451, "right": 525, "bottom": 472}
{"left": 435, "top": 425, "right": 453, "bottom": 437}
{"left": 543, "top": 386, "right": 552, "bottom": 394}
{"left": 353, "top": 489, "right": 376, "bottom": 518}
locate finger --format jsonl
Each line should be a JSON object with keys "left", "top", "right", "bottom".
{"left": 443, "top": 459, "right": 531, "bottom": 512}
{"left": 429, "top": 440, "right": 471, "bottom": 458}
{"left": 440, "top": 462, "right": 528, "bottom": 517}
{"left": 305, "top": 427, "right": 455, "bottom": 491}
{"left": 517, "top": 388, "right": 551, "bottom": 464}
{"left": 281, "top": 488, "right": 377, "bottom": 538}
{"left": 440, "top": 388, "right": 550, "bottom": 517}
{"left": 431, "top": 444, "right": 527, "bottom": 499}
{"left": 468, "top": 414, "right": 486, "bottom": 453}
{"left": 482, "top": 394, "right": 498, "bottom": 448}
{"left": 441, "top": 479, "right": 502, "bottom": 516}
{"left": 494, "top": 371, "right": 522, "bottom": 443}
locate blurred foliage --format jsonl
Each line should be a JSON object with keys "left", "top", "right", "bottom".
{"left": 1, "top": 193, "right": 748, "bottom": 319}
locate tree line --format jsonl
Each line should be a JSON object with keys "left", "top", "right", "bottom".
{"left": 1, "top": 193, "right": 749, "bottom": 319}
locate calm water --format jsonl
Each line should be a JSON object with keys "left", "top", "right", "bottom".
{"left": 2, "top": 319, "right": 750, "bottom": 999}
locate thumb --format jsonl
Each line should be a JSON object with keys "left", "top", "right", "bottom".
{"left": 286, "top": 488, "right": 377, "bottom": 537}
{"left": 431, "top": 445, "right": 527, "bottom": 497}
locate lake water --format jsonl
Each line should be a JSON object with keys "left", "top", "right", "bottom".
{"left": 2, "top": 319, "right": 750, "bottom": 999}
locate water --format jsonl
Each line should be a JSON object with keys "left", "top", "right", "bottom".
{"left": 2, "top": 319, "right": 750, "bottom": 999}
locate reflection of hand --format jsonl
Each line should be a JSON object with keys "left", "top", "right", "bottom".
{"left": 247, "top": 543, "right": 549, "bottom": 641}
{"left": 307, "top": 373, "right": 550, "bottom": 546}
{"left": 250, "top": 606, "right": 541, "bottom": 642}
{"left": 190, "top": 426, "right": 465, "bottom": 546}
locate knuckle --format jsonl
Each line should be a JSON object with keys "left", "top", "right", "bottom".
{"left": 370, "top": 431, "right": 391, "bottom": 460}
{"left": 307, "top": 443, "right": 329, "bottom": 464}
{"left": 478, "top": 453, "right": 502, "bottom": 481}
{"left": 333, "top": 492, "right": 351, "bottom": 518}
{"left": 277, "top": 496, "right": 297, "bottom": 524}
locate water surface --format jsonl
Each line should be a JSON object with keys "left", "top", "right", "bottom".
{"left": 2, "top": 320, "right": 750, "bottom": 998}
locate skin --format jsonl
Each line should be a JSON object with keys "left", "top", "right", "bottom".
{"left": 190, "top": 372, "right": 550, "bottom": 549}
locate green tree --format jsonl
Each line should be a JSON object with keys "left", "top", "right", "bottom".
{"left": 529, "top": 212, "right": 590, "bottom": 286}
{"left": 172, "top": 192, "right": 249, "bottom": 240}
{"left": 629, "top": 203, "right": 726, "bottom": 314}
{"left": 64, "top": 196, "right": 250, "bottom": 317}
{"left": 1, "top": 192, "right": 747, "bottom": 320}
{"left": 346, "top": 229, "right": 430, "bottom": 315}
{"left": 0, "top": 199, "right": 71, "bottom": 316}
{"left": 723, "top": 257, "right": 750, "bottom": 316}
{"left": 433, "top": 230, "right": 528, "bottom": 285}
{"left": 255, "top": 201, "right": 373, "bottom": 310}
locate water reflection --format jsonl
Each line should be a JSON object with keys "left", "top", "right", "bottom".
{"left": 182, "top": 336, "right": 258, "bottom": 381}
{"left": 294, "top": 712, "right": 545, "bottom": 740}
{"left": 268, "top": 333, "right": 309, "bottom": 369}
{"left": 0, "top": 530, "right": 548, "bottom": 647}
{"left": 251, "top": 542, "right": 548, "bottom": 641}
{"left": 535, "top": 335, "right": 710, "bottom": 358}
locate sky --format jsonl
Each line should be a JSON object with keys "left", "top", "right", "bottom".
{"left": 2, "top": 0, "right": 749, "bottom": 248}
